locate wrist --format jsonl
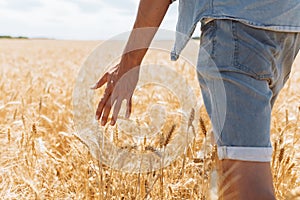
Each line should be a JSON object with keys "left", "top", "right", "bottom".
{"left": 120, "top": 52, "right": 143, "bottom": 71}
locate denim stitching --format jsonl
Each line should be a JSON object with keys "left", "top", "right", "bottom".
{"left": 211, "top": 20, "right": 217, "bottom": 60}
{"left": 232, "top": 20, "right": 239, "bottom": 70}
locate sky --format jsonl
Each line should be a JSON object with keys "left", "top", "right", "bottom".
{"left": 0, "top": 0, "right": 182, "bottom": 40}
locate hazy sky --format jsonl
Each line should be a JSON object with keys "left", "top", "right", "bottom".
{"left": 0, "top": 0, "right": 180, "bottom": 40}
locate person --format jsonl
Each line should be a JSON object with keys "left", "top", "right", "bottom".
{"left": 91, "top": 0, "right": 300, "bottom": 199}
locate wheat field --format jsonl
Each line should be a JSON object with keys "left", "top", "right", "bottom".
{"left": 0, "top": 39, "right": 300, "bottom": 199}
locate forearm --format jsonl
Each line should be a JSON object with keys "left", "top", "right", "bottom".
{"left": 120, "top": 0, "right": 171, "bottom": 69}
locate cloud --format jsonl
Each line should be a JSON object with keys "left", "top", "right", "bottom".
{"left": 62, "top": 0, "right": 103, "bottom": 13}
{"left": 103, "top": 0, "right": 137, "bottom": 15}
{"left": 60, "top": 0, "right": 137, "bottom": 15}
{"left": 1, "top": 0, "right": 44, "bottom": 12}
{"left": 0, "top": 0, "right": 178, "bottom": 40}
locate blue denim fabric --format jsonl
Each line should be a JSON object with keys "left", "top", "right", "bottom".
{"left": 197, "top": 19, "right": 300, "bottom": 161}
{"left": 171, "top": 0, "right": 300, "bottom": 60}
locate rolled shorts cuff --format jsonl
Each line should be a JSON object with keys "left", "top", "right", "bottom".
{"left": 217, "top": 146, "right": 273, "bottom": 162}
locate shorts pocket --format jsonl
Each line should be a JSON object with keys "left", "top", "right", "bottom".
{"left": 232, "top": 21, "right": 274, "bottom": 80}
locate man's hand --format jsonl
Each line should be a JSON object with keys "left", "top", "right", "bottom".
{"left": 91, "top": 0, "right": 170, "bottom": 126}
{"left": 91, "top": 64, "right": 139, "bottom": 126}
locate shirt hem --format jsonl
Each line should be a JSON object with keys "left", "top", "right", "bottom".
{"left": 199, "top": 15, "right": 300, "bottom": 33}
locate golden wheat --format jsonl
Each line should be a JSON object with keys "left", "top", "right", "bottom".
{"left": 0, "top": 39, "right": 299, "bottom": 199}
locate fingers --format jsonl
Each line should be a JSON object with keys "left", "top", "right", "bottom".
{"left": 95, "top": 85, "right": 114, "bottom": 120}
{"left": 111, "top": 99, "right": 122, "bottom": 126}
{"left": 96, "top": 95, "right": 133, "bottom": 126}
{"left": 100, "top": 96, "right": 113, "bottom": 126}
{"left": 93, "top": 64, "right": 136, "bottom": 126}
{"left": 90, "top": 72, "right": 108, "bottom": 89}
{"left": 125, "top": 97, "right": 132, "bottom": 119}
{"left": 95, "top": 97, "right": 105, "bottom": 121}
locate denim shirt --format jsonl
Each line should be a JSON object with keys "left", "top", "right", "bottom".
{"left": 170, "top": 0, "right": 300, "bottom": 61}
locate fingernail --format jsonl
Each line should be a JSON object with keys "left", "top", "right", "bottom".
{"left": 110, "top": 120, "right": 115, "bottom": 126}
{"left": 101, "top": 120, "right": 105, "bottom": 126}
{"left": 95, "top": 115, "right": 99, "bottom": 120}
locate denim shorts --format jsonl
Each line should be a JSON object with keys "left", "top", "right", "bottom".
{"left": 197, "top": 19, "right": 300, "bottom": 162}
